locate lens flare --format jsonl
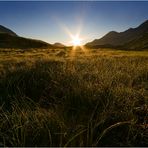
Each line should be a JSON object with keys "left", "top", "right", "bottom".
{"left": 70, "top": 34, "right": 83, "bottom": 46}
{"left": 56, "top": 20, "right": 90, "bottom": 59}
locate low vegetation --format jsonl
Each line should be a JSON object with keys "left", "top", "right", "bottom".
{"left": 0, "top": 48, "right": 148, "bottom": 146}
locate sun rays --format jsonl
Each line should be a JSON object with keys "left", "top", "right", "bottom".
{"left": 69, "top": 33, "right": 90, "bottom": 60}
{"left": 61, "top": 24, "right": 90, "bottom": 60}
{"left": 53, "top": 17, "right": 90, "bottom": 60}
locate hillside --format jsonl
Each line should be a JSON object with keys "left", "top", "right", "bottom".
{"left": 0, "top": 25, "right": 53, "bottom": 49}
{"left": 124, "top": 32, "right": 148, "bottom": 50}
{"left": 0, "top": 25, "right": 17, "bottom": 36}
{"left": 0, "top": 33, "right": 52, "bottom": 49}
{"left": 86, "top": 20, "right": 148, "bottom": 49}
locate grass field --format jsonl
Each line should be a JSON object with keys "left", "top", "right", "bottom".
{"left": 0, "top": 47, "right": 148, "bottom": 146}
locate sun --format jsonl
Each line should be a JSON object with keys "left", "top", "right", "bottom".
{"left": 72, "top": 36, "right": 81, "bottom": 46}
{"left": 71, "top": 35, "right": 82, "bottom": 46}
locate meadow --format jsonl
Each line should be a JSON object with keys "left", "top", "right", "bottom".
{"left": 0, "top": 47, "right": 148, "bottom": 146}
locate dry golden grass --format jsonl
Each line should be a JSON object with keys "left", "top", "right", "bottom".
{"left": 0, "top": 47, "right": 148, "bottom": 146}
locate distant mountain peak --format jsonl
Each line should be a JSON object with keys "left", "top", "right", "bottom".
{"left": 126, "top": 28, "right": 134, "bottom": 31}
{"left": 86, "top": 20, "right": 148, "bottom": 48}
{"left": 108, "top": 31, "right": 118, "bottom": 34}
{"left": 105, "top": 31, "right": 119, "bottom": 36}
{"left": 53, "top": 42, "right": 65, "bottom": 47}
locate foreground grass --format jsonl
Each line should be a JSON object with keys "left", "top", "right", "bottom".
{"left": 0, "top": 48, "right": 148, "bottom": 146}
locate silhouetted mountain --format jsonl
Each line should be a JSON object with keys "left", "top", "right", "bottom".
{"left": 0, "top": 25, "right": 17, "bottom": 36}
{"left": 0, "top": 33, "right": 53, "bottom": 49}
{"left": 53, "top": 42, "right": 65, "bottom": 47}
{"left": 86, "top": 20, "right": 148, "bottom": 49}
{"left": 0, "top": 25, "right": 53, "bottom": 49}
{"left": 124, "top": 32, "right": 148, "bottom": 50}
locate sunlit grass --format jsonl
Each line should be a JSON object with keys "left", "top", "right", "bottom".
{"left": 0, "top": 47, "right": 148, "bottom": 146}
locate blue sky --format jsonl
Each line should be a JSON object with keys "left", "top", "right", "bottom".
{"left": 0, "top": 1, "right": 148, "bottom": 45}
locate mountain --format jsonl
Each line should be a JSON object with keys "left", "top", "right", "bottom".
{"left": 0, "top": 25, "right": 53, "bottom": 49}
{"left": 124, "top": 32, "right": 148, "bottom": 49}
{"left": 0, "top": 25, "right": 17, "bottom": 36}
{"left": 53, "top": 42, "right": 65, "bottom": 48}
{"left": 86, "top": 20, "right": 148, "bottom": 49}
{"left": 0, "top": 33, "right": 53, "bottom": 49}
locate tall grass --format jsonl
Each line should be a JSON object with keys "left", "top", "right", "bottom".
{"left": 0, "top": 48, "right": 147, "bottom": 146}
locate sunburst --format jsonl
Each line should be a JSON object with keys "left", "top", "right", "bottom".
{"left": 72, "top": 36, "right": 81, "bottom": 46}
{"left": 58, "top": 22, "right": 90, "bottom": 59}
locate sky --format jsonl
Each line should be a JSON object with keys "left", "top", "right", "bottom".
{"left": 0, "top": 1, "right": 148, "bottom": 45}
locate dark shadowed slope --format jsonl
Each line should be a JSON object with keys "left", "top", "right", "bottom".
{"left": 86, "top": 20, "right": 148, "bottom": 49}
{"left": 0, "top": 25, "right": 53, "bottom": 49}
{"left": 124, "top": 32, "right": 148, "bottom": 50}
{"left": 0, "top": 34, "right": 53, "bottom": 49}
{"left": 0, "top": 25, "right": 17, "bottom": 36}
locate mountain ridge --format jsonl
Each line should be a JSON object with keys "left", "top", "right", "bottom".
{"left": 0, "top": 25, "right": 54, "bottom": 49}
{"left": 86, "top": 20, "right": 148, "bottom": 49}
{"left": 0, "top": 20, "right": 148, "bottom": 50}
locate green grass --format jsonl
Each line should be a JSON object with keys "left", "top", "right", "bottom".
{"left": 0, "top": 48, "right": 148, "bottom": 146}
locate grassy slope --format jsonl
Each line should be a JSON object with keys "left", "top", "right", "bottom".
{"left": 0, "top": 48, "right": 148, "bottom": 146}
{"left": 124, "top": 33, "right": 148, "bottom": 50}
{"left": 0, "top": 33, "right": 51, "bottom": 49}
